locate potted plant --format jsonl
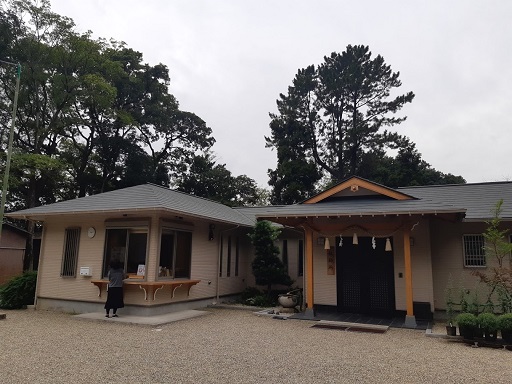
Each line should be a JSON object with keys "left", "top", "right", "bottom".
{"left": 498, "top": 313, "right": 512, "bottom": 343}
{"left": 444, "top": 275, "right": 457, "bottom": 336}
{"left": 477, "top": 312, "right": 498, "bottom": 341}
{"left": 445, "top": 300, "right": 457, "bottom": 336}
{"left": 456, "top": 313, "right": 478, "bottom": 339}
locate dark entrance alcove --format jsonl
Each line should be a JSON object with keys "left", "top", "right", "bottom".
{"left": 336, "top": 236, "right": 396, "bottom": 317}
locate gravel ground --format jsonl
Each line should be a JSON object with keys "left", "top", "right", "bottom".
{"left": 1, "top": 308, "right": 511, "bottom": 384}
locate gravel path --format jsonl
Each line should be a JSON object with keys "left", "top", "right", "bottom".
{"left": 1, "top": 308, "right": 511, "bottom": 384}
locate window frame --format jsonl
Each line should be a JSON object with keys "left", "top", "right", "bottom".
{"left": 282, "top": 239, "right": 288, "bottom": 272}
{"left": 462, "top": 234, "right": 486, "bottom": 268}
{"left": 298, "top": 239, "right": 304, "bottom": 277}
{"left": 235, "top": 236, "right": 240, "bottom": 277}
{"left": 102, "top": 227, "right": 149, "bottom": 279}
{"left": 158, "top": 227, "right": 193, "bottom": 280}
{"left": 226, "top": 236, "right": 232, "bottom": 277}
{"left": 61, "top": 227, "right": 81, "bottom": 277}
{"left": 219, "top": 235, "right": 223, "bottom": 277}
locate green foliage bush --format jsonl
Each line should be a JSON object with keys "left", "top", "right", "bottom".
{"left": 247, "top": 295, "right": 274, "bottom": 307}
{"left": 248, "top": 221, "right": 293, "bottom": 294}
{"left": 238, "top": 286, "right": 281, "bottom": 307}
{"left": 477, "top": 312, "right": 498, "bottom": 332}
{"left": 239, "top": 287, "right": 262, "bottom": 303}
{"left": 0, "top": 271, "right": 37, "bottom": 309}
{"left": 456, "top": 312, "right": 477, "bottom": 328}
{"left": 498, "top": 313, "right": 512, "bottom": 332}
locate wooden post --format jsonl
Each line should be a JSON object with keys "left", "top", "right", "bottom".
{"left": 403, "top": 228, "right": 416, "bottom": 327}
{"left": 304, "top": 228, "right": 315, "bottom": 318}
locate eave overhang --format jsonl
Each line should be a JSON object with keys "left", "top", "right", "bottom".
{"left": 5, "top": 207, "right": 255, "bottom": 227}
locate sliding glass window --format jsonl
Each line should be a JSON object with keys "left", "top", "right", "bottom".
{"left": 103, "top": 228, "right": 148, "bottom": 278}
{"left": 159, "top": 229, "right": 192, "bottom": 279}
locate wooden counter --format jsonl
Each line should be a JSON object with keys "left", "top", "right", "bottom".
{"left": 91, "top": 279, "right": 200, "bottom": 301}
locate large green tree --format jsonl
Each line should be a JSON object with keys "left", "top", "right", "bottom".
{"left": 266, "top": 45, "right": 464, "bottom": 203}
{"left": 0, "top": 0, "right": 220, "bottom": 268}
{"left": 174, "top": 153, "right": 260, "bottom": 207}
{"left": 1, "top": 0, "right": 217, "bottom": 204}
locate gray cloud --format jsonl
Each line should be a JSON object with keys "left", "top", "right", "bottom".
{"left": 50, "top": 0, "right": 512, "bottom": 185}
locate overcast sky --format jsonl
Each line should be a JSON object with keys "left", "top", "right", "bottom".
{"left": 50, "top": 0, "right": 512, "bottom": 187}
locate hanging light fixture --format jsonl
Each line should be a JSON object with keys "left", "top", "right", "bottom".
{"left": 385, "top": 238, "right": 392, "bottom": 251}
{"left": 371, "top": 237, "right": 376, "bottom": 249}
{"left": 338, "top": 236, "right": 343, "bottom": 247}
{"left": 324, "top": 237, "right": 331, "bottom": 250}
{"left": 352, "top": 232, "right": 358, "bottom": 245}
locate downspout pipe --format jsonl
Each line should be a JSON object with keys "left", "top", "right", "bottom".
{"left": 213, "top": 224, "right": 240, "bottom": 305}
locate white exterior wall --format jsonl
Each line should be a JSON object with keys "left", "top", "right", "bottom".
{"left": 393, "top": 219, "right": 434, "bottom": 311}
{"left": 36, "top": 214, "right": 252, "bottom": 311}
{"left": 429, "top": 220, "right": 512, "bottom": 311}
{"left": 215, "top": 226, "right": 252, "bottom": 298}
{"left": 313, "top": 234, "right": 337, "bottom": 305}
{"left": 37, "top": 215, "right": 110, "bottom": 304}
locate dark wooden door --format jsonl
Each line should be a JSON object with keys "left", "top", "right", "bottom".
{"left": 336, "top": 236, "right": 396, "bottom": 317}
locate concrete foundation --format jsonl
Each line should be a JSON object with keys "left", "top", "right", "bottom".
{"left": 404, "top": 315, "right": 417, "bottom": 328}
{"left": 36, "top": 295, "right": 240, "bottom": 316}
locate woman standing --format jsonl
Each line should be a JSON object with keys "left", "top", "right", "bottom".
{"left": 104, "top": 259, "right": 125, "bottom": 318}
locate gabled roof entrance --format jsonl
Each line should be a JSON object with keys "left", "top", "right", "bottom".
{"left": 304, "top": 176, "right": 415, "bottom": 204}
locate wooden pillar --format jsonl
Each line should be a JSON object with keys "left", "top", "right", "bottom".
{"left": 304, "top": 228, "right": 315, "bottom": 316}
{"left": 147, "top": 215, "right": 160, "bottom": 282}
{"left": 403, "top": 228, "right": 416, "bottom": 327}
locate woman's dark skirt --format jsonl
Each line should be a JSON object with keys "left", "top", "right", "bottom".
{"left": 104, "top": 287, "right": 124, "bottom": 310}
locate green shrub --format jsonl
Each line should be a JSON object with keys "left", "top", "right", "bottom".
{"left": 0, "top": 271, "right": 37, "bottom": 309}
{"left": 239, "top": 287, "right": 262, "bottom": 303}
{"left": 477, "top": 312, "right": 498, "bottom": 332}
{"left": 246, "top": 294, "right": 274, "bottom": 307}
{"left": 239, "top": 287, "right": 275, "bottom": 307}
{"left": 498, "top": 313, "right": 512, "bottom": 332}
{"left": 456, "top": 312, "right": 477, "bottom": 327}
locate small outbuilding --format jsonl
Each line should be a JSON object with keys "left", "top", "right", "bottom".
{"left": 0, "top": 222, "right": 28, "bottom": 286}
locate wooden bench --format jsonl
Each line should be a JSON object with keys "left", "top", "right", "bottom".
{"left": 91, "top": 279, "right": 200, "bottom": 301}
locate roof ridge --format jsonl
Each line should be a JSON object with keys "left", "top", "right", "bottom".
{"left": 145, "top": 183, "right": 256, "bottom": 225}
{"left": 399, "top": 181, "right": 512, "bottom": 190}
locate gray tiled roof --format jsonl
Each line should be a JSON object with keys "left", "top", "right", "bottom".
{"left": 7, "top": 184, "right": 255, "bottom": 226}
{"left": 239, "top": 199, "right": 466, "bottom": 219}
{"left": 399, "top": 182, "right": 512, "bottom": 220}
{"left": 8, "top": 181, "right": 512, "bottom": 225}
{"left": 238, "top": 182, "right": 512, "bottom": 222}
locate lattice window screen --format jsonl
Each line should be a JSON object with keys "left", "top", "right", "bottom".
{"left": 463, "top": 234, "right": 486, "bottom": 267}
{"left": 61, "top": 228, "right": 81, "bottom": 277}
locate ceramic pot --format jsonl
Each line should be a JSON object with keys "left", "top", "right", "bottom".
{"left": 278, "top": 294, "right": 299, "bottom": 308}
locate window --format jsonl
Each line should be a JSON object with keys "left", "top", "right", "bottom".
{"left": 282, "top": 239, "right": 288, "bottom": 272}
{"left": 298, "top": 239, "right": 304, "bottom": 277}
{"left": 463, "top": 235, "right": 486, "bottom": 267}
{"left": 61, "top": 228, "right": 80, "bottom": 277}
{"left": 235, "top": 237, "right": 240, "bottom": 277}
{"left": 227, "top": 236, "right": 232, "bottom": 277}
{"left": 219, "top": 236, "right": 223, "bottom": 277}
{"left": 159, "top": 229, "right": 192, "bottom": 279}
{"left": 103, "top": 228, "right": 148, "bottom": 278}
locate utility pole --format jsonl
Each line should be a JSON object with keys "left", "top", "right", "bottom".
{"left": 0, "top": 61, "right": 22, "bottom": 241}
